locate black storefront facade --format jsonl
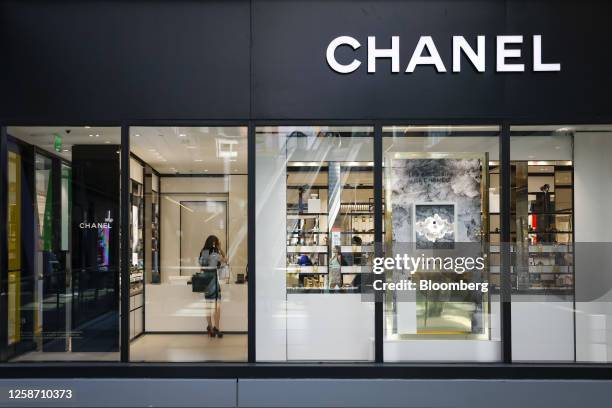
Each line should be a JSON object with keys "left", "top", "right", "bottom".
{"left": 1, "top": 1, "right": 612, "bottom": 407}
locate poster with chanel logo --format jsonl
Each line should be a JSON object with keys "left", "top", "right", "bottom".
{"left": 388, "top": 157, "right": 482, "bottom": 245}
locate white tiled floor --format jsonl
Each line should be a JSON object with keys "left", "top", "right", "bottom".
{"left": 11, "top": 351, "right": 119, "bottom": 362}
{"left": 10, "top": 334, "right": 247, "bottom": 362}
{"left": 129, "top": 333, "right": 247, "bottom": 362}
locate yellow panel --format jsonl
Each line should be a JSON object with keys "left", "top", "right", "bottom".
{"left": 7, "top": 151, "right": 21, "bottom": 344}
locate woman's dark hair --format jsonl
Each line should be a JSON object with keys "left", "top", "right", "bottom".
{"left": 203, "top": 235, "right": 220, "bottom": 253}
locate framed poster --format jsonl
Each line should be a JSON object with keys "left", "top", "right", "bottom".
{"left": 383, "top": 152, "right": 490, "bottom": 339}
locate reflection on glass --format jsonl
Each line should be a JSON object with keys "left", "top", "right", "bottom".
{"left": 510, "top": 127, "right": 575, "bottom": 362}
{"left": 257, "top": 126, "right": 375, "bottom": 361}
{"left": 511, "top": 157, "right": 574, "bottom": 291}
{"left": 5, "top": 126, "right": 121, "bottom": 362}
{"left": 7, "top": 151, "right": 22, "bottom": 347}
{"left": 286, "top": 160, "right": 374, "bottom": 291}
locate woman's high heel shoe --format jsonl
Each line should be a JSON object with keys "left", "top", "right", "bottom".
{"left": 213, "top": 327, "right": 224, "bottom": 338}
{"left": 206, "top": 325, "right": 215, "bottom": 338}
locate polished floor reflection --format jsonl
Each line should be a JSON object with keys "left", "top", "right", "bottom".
{"left": 130, "top": 334, "right": 247, "bottom": 362}
{"left": 11, "top": 352, "right": 118, "bottom": 362}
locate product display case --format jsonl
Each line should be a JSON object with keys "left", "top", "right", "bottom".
{"left": 129, "top": 179, "right": 144, "bottom": 339}
{"left": 150, "top": 188, "right": 160, "bottom": 283}
{"left": 510, "top": 160, "right": 574, "bottom": 292}
{"left": 286, "top": 161, "right": 374, "bottom": 293}
{"left": 145, "top": 166, "right": 160, "bottom": 285}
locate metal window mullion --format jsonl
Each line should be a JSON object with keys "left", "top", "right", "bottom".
{"left": 247, "top": 122, "right": 256, "bottom": 363}
{"left": 374, "top": 122, "right": 383, "bottom": 363}
{"left": 500, "top": 122, "right": 512, "bottom": 363}
{"left": 120, "top": 125, "right": 130, "bottom": 362}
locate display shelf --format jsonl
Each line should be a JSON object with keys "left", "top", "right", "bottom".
{"left": 510, "top": 159, "right": 575, "bottom": 292}
{"left": 339, "top": 245, "right": 374, "bottom": 253}
{"left": 287, "top": 245, "right": 328, "bottom": 253}
{"left": 340, "top": 265, "right": 370, "bottom": 273}
{"left": 129, "top": 177, "right": 145, "bottom": 340}
{"left": 287, "top": 231, "right": 328, "bottom": 234}
{"left": 129, "top": 271, "right": 144, "bottom": 282}
{"left": 286, "top": 160, "right": 374, "bottom": 291}
{"left": 489, "top": 245, "right": 573, "bottom": 253}
{"left": 489, "top": 265, "right": 573, "bottom": 274}
{"left": 287, "top": 265, "right": 329, "bottom": 274}
{"left": 287, "top": 212, "right": 328, "bottom": 216}
{"left": 288, "top": 231, "right": 374, "bottom": 235}
{"left": 287, "top": 287, "right": 361, "bottom": 294}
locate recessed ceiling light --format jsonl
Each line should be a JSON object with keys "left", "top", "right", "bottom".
{"left": 135, "top": 134, "right": 140, "bottom": 137}
{"left": 89, "top": 134, "right": 93, "bottom": 137}
{"left": 105, "top": 141, "right": 110, "bottom": 144}
{"left": 219, "top": 151, "right": 238, "bottom": 158}
{"left": 179, "top": 133, "right": 186, "bottom": 137}
{"left": 204, "top": 169, "right": 209, "bottom": 172}
{"left": 95, "top": 134, "right": 100, "bottom": 137}
{"left": 84, "top": 126, "right": 91, "bottom": 129}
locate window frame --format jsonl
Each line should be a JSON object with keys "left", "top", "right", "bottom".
{"left": 1, "top": 119, "right": 612, "bottom": 379}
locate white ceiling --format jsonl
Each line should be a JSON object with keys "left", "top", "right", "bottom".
{"left": 7, "top": 126, "right": 120, "bottom": 160}
{"left": 7, "top": 126, "right": 248, "bottom": 175}
{"left": 131, "top": 126, "right": 247, "bottom": 174}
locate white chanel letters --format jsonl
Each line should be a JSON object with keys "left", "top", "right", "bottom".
{"left": 326, "top": 35, "right": 560, "bottom": 74}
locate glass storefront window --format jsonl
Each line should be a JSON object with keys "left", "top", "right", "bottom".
{"left": 5, "top": 126, "right": 121, "bottom": 362}
{"left": 510, "top": 126, "right": 573, "bottom": 361}
{"left": 4, "top": 123, "right": 612, "bottom": 366}
{"left": 382, "top": 125, "right": 501, "bottom": 362}
{"left": 510, "top": 125, "right": 612, "bottom": 363}
{"left": 128, "top": 126, "right": 248, "bottom": 362}
{"left": 256, "top": 126, "right": 375, "bottom": 361}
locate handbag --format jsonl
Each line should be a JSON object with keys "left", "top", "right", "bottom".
{"left": 218, "top": 265, "right": 230, "bottom": 281}
{"left": 191, "top": 267, "right": 218, "bottom": 297}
